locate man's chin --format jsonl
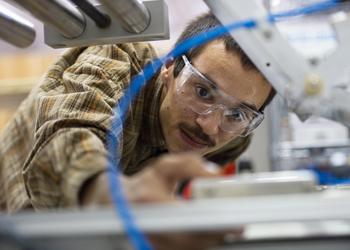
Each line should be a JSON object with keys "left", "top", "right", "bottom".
{"left": 169, "top": 145, "right": 208, "bottom": 155}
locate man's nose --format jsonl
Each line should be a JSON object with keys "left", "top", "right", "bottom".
{"left": 195, "top": 110, "right": 221, "bottom": 136}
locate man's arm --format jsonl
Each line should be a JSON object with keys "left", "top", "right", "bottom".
{"left": 23, "top": 127, "right": 109, "bottom": 209}
{"left": 21, "top": 43, "right": 156, "bottom": 210}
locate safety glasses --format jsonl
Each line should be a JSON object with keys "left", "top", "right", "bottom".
{"left": 176, "top": 55, "right": 264, "bottom": 136}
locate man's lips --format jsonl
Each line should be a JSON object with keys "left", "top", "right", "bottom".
{"left": 179, "top": 128, "right": 208, "bottom": 149}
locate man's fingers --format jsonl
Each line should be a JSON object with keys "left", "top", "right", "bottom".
{"left": 152, "top": 153, "right": 220, "bottom": 183}
{"left": 123, "top": 153, "right": 221, "bottom": 203}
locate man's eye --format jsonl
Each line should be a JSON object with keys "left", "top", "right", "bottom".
{"left": 226, "top": 109, "right": 245, "bottom": 122}
{"left": 195, "top": 86, "right": 212, "bottom": 99}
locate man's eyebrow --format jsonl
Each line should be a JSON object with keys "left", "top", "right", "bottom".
{"left": 200, "top": 72, "right": 218, "bottom": 90}
{"left": 241, "top": 102, "right": 259, "bottom": 112}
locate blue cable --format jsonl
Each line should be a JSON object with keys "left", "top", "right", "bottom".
{"left": 105, "top": 1, "right": 341, "bottom": 249}
{"left": 268, "top": 0, "right": 339, "bottom": 22}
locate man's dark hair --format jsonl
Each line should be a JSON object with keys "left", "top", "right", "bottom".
{"left": 172, "top": 12, "right": 276, "bottom": 111}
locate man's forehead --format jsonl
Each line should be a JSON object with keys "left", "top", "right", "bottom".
{"left": 189, "top": 42, "right": 271, "bottom": 110}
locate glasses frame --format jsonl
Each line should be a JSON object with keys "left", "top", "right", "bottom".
{"left": 175, "top": 55, "right": 264, "bottom": 137}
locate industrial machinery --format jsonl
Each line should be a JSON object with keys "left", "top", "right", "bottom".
{"left": 0, "top": 0, "right": 169, "bottom": 48}
{"left": 206, "top": 0, "right": 350, "bottom": 126}
{"left": 2, "top": 188, "right": 350, "bottom": 250}
{"left": 206, "top": 0, "right": 350, "bottom": 177}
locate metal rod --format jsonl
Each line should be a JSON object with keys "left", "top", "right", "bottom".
{"left": 99, "top": 0, "right": 151, "bottom": 34}
{"left": 11, "top": 0, "right": 85, "bottom": 39}
{"left": 70, "top": 0, "right": 111, "bottom": 28}
{"left": 0, "top": 7, "right": 35, "bottom": 48}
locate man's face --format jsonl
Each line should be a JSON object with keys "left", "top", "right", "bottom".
{"left": 159, "top": 40, "right": 272, "bottom": 155}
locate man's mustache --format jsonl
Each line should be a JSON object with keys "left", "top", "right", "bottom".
{"left": 179, "top": 122, "right": 215, "bottom": 147}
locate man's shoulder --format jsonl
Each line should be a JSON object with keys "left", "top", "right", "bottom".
{"left": 42, "top": 42, "right": 158, "bottom": 90}
{"left": 83, "top": 42, "right": 157, "bottom": 62}
{"left": 119, "top": 42, "right": 158, "bottom": 57}
{"left": 55, "top": 42, "right": 157, "bottom": 70}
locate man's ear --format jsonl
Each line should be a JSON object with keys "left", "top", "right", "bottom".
{"left": 160, "top": 58, "right": 174, "bottom": 91}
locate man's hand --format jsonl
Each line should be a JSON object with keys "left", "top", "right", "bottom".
{"left": 80, "top": 153, "right": 241, "bottom": 250}
{"left": 81, "top": 153, "right": 220, "bottom": 205}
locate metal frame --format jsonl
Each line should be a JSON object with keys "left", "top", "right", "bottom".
{"left": 0, "top": 6, "right": 35, "bottom": 48}
{"left": 99, "top": 0, "right": 150, "bottom": 33}
{"left": 44, "top": 0, "right": 169, "bottom": 48}
{"left": 2, "top": 190, "right": 350, "bottom": 250}
{"left": 11, "top": 0, "right": 85, "bottom": 39}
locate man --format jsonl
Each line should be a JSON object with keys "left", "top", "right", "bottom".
{"left": 0, "top": 13, "right": 274, "bottom": 212}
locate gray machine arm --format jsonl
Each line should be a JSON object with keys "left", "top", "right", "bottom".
{"left": 0, "top": 6, "right": 35, "bottom": 48}
{"left": 205, "top": 0, "right": 350, "bottom": 126}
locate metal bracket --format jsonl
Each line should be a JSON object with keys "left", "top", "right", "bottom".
{"left": 44, "top": 0, "right": 169, "bottom": 48}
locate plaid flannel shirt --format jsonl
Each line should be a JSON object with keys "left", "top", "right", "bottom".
{"left": 0, "top": 43, "right": 251, "bottom": 213}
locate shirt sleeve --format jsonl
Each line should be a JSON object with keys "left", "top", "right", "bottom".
{"left": 22, "top": 43, "right": 157, "bottom": 210}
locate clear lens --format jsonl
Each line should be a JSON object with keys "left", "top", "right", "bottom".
{"left": 176, "top": 55, "right": 264, "bottom": 136}
{"left": 177, "top": 67, "right": 218, "bottom": 113}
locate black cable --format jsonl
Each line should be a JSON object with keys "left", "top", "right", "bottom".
{"left": 70, "top": 0, "right": 111, "bottom": 28}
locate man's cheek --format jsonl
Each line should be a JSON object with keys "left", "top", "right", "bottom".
{"left": 175, "top": 102, "right": 193, "bottom": 118}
